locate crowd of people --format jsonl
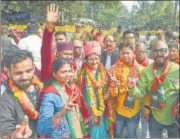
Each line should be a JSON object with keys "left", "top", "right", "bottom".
{"left": 0, "top": 4, "right": 179, "bottom": 138}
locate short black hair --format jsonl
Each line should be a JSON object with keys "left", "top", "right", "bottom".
{"left": 27, "top": 23, "right": 40, "bottom": 34}
{"left": 168, "top": 42, "right": 179, "bottom": 50}
{"left": 3, "top": 49, "right": 34, "bottom": 69}
{"left": 123, "top": 30, "right": 135, "bottom": 38}
{"left": 55, "top": 31, "right": 67, "bottom": 37}
{"left": 164, "top": 31, "right": 173, "bottom": 39}
{"left": 119, "top": 43, "right": 134, "bottom": 52}
{"left": 52, "top": 58, "right": 71, "bottom": 74}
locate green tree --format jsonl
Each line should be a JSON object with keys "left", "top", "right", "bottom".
{"left": 85, "top": 1, "right": 122, "bottom": 28}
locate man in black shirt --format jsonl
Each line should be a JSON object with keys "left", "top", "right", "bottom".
{"left": 0, "top": 49, "right": 43, "bottom": 138}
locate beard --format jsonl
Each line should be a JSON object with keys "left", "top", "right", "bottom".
{"left": 170, "top": 56, "right": 176, "bottom": 61}
{"left": 14, "top": 79, "right": 32, "bottom": 90}
{"left": 154, "top": 56, "right": 168, "bottom": 68}
{"left": 155, "top": 62, "right": 165, "bottom": 68}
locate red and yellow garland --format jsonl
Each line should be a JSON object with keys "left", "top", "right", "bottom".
{"left": 8, "top": 76, "right": 43, "bottom": 120}
{"left": 82, "top": 63, "right": 106, "bottom": 116}
{"left": 112, "top": 58, "right": 140, "bottom": 94}
{"left": 108, "top": 58, "right": 140, "bottom": 137}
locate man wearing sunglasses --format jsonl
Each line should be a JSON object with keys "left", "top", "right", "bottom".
{"left": 128, "top": 40, "right": 179, "bottom": 138}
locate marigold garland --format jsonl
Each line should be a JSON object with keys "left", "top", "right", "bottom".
{"left": 82, "top": 63, "right": 106, "bottom": 116}
{"left": 113, "top": 59, "right": 139, "bottom": 94}
{"left": 8, "top": 76, "right": 43, "bottom": 120}
{"left": 83, "top": 63, "right": 106, "bottom": 89}
{"left": 108, "top": 58, "right": 140, "bottom": 123}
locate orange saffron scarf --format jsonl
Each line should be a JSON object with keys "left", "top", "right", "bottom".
{"left": 8, "top": 77, "right": 43, "bottom": 120}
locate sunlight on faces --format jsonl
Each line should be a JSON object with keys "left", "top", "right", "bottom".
{"left": 123, "top": 33, "right": 136, "bottom": 47}
{"left": 120, "top": 47, "right": 134, "bottom": 65}
{"left": 53, "top": 63, "right": 72, "bottom": 84}
{"left": 55, "top": 34, "right": 67, "bottom": 45}
{"left": 7, "top": 57, "right": 35, "bottom": 90}
{"left": 86, "top": 53, "right": 100, "bottom": 70}
{"left": 169, "top": 47, "right": 179, "bottom": 61}
{"left": 134, "top": 43, "right": 147, "bottom": 62}
{"left": 73, "top": 40, "right": 83, "bottom": 58}
{"left": 104, "top": 35, "right": 116, "bottom": 54}
{"left": 56, "top": 50, "right": 73, "bottom": 59}
{"left": 152, "top": 41, "right": 169, "bottom": 67}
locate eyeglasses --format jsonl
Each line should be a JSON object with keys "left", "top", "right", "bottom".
{"left": 153, "top": 48, "right": 168, "bottom": 55}
{"left": 87, "top": 57, "right": 100, "bottom": 63}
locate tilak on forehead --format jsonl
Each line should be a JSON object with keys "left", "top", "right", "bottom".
{"left": 153, "top": 41, "right": 168, "bottom": 49}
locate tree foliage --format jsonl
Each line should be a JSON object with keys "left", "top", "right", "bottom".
{"left": 1, "top": 1, "right": 179, "bottom": 30}
{"left": 130, "top": 1, "right": 179, "bottom": 30}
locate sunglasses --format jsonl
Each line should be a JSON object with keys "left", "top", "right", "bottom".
{"left": 153, "top": 48, "right": 168, "bottom": 55}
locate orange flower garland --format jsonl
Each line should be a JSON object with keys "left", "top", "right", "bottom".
{"left": 81, "top": 63, "right": 106, "bottom": 116}
{"left": 8, "top": 76, "right": 43, "bottom": 120}
{"left": 113, "top": 60, "right": 129, "bottom": 94}
{"left": 83, "top": 63, "right": 106, "bottom": 89}
{"left": 108, "top": 58, "right": 140, "bottom": 123}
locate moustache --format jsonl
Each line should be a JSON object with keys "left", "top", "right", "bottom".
{"left": 19, "top": 79, "right": 30, "bottom": 83}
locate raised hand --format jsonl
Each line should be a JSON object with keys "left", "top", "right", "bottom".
{"left": 64, "top": 92, "right": 79, "bottom": 111}
{"left": 107, "top": 71, "right": 118, "bottom": 88}
{"left": 23, "top": 116, "right": 32, "bottom": 138}
{"left": 46, "top": 3, "right": 60, "bottom": 31}
{"left": 11, "top": 115, "right": 32, "bottom": 138}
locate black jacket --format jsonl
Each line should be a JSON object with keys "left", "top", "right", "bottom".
{"left": 101, "top": 47, "right": 119, "bottom": 67}
{"left": 0, "top": 83, "right": 38, "bottom": 138}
